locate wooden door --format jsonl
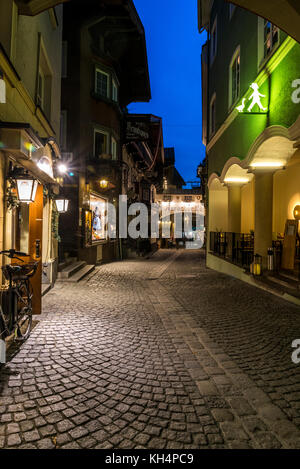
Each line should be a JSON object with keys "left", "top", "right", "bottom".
{"left": 281, "top": 219, "right": 298, "bottom": 271}
{"left": 28, "top": 184, "right": 43, "bottom": 315}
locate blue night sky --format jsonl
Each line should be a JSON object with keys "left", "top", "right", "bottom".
{"left": 128, "top": 0, "right": 207, "bottom": 185}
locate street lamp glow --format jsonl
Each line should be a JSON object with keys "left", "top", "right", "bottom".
{"left": 58, "top": 163, "right": 68, "bottom": 174}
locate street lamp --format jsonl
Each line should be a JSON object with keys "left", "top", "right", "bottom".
{"left": 16, "top": 176, "right": 38, "bottom": 203}
{"left": 55, "top": 198, "right": 69, "bottom": 213}
{"left": 100, "top": 179, "right": 108, "bottom": 189}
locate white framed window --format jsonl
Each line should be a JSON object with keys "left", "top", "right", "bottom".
{"left": 112, "top": 79, "right": 118, "bottom": 102}
{"left": 264, "top": 20, "right": 279, "bottom": 58}
{"left": 95, "top": 68, "right": 109, "bottom": 98}
{"left": 111, "top": 137, "right": 117, "bottom": 160}
{"left": 94, "top": 129, "right": 109, "bottom": 157}
{"left": 210, "top": 17, "right": 217, "bottom": 64}
{"left": 229, "top": 3, "right": 236, "bottom": 19}
{"left": 229, "top": 47, "right": 240, "bottom": 108}
{"left": 209, "top": 93, "right": 216, "bottom": 137}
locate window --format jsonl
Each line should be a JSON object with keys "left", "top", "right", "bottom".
{"left": 229, "top": 48, "right": 240, "bottom": 107}
{"left": 94, "top": 130, "right": 108, "bottom": 157}
{"left": 36, "top": 37, "right": 53, "bottom": 120}
{"left": 95, "top": 68, "right": 109, "bottom": 98}
{"left": 112, "top": 79, "right": 118, "bottom": 102}
{"left": 210, "top": 18, "right": 217, "bottom": 63}
{"left": 90, "top": 194, "right": 107, "bottom": 242}
{"left": 229, "top": 3, "right": 236, "bottom": 19}
{"left": 209, "top": 94, "right": 216, "bottom": 136}
{"left": 111, "top": 137, "right": 117, "bottom": 160}
{"left": 264, "top": 21, "right": 279, "bottom": 58}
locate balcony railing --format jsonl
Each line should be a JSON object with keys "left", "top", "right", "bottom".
{"left": 209, "top": 232, "right": 254, "bottom": 268}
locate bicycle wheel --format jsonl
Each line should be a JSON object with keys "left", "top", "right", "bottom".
{"left": 16, "top": 282, "right": 32, "bottom": 341}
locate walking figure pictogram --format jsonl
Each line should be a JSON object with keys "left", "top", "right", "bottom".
{"left": 248, "top": 83, "right": 267, "bottom": 112}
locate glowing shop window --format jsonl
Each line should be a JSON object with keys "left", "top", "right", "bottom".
{"left": 90, "top": 194, "right": 107, "bottom": 242}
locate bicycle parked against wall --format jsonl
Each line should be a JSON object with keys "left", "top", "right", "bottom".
{"left": 0, "top": 249, "right": 38, "bottom": 342}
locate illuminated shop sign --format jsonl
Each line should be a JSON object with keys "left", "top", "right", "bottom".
{"left": 236, "top": 83, "right": 268, "bottom": 114}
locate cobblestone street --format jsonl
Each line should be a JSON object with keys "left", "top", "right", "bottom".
{"left": 1, "top": 249, "right": 300, "bottom": 449}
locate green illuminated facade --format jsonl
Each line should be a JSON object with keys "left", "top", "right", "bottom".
{"left": 200, "top": 0, "right": 300, "bottom": 279}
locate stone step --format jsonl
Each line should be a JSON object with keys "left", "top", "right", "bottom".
{"left": 57, "top": 261, "right": 87, "bottom": 279}
{"left": 58, "top": 257, "right": 77, "bottom": 272}
{"left": 61, "top": 264, "right": 95, "bottom": 282}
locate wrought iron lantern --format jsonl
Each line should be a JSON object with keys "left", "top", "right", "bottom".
{"left": 16, "top": 175, "right": 38, "bottom": 203}
{"left": 100, "top": 179, "right": 108, "bottom": 189}
{"left": 55, "top": 198, "right": 69, "bottom": 214}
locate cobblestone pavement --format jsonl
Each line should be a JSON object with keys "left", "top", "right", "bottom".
{"left": 1, "top": 249, "right": 300, "bottom": 449}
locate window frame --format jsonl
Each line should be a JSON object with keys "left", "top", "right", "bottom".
{"left": 93, "top": 129, "right": 109, "bottom": 158}
{"left": 111, "top": 136, "right": 118, "bottom": 160}
{"left": 229, "top": 46, "right": 241, "bottom": 109}
{"left": 210, "top": 17, "right": 217, "bottom": 65}
{"left": 112, "top": 78, "right": 118, "bottom": 102}
{"left": 229, "top": 3, "right": 236, "bottom": 19}
{"left": 209, "top": 93, "right": 217, "bottom": 137}
{"left": 263, "top": 20, "right": 279, "bottom": 59}
{"left": 95, "top": 67, "right": 110, "bottom": 99}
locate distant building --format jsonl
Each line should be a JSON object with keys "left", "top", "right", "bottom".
{"left": 156, "top": 148, "right": 204, "bottom": 248}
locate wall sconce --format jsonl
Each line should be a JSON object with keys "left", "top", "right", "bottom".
{"left": 100, "top": 179, "right": 108, "bottom": 189}
{"left": 55, "top": 198, "right": 69, "bottom": 213}
{"left": 294, "top": 205, "right": 300, "bottom": 220}
{"left": 16, "top": 176, "right": 38, "bottom": 204}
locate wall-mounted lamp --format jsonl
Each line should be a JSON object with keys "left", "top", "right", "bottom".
{"left": 294, "top": 205, "right": 300, "bottom": 221}
{"left": 100, "top": 179, "right": 108, "bottom": 189}
{"left": 55, "top": 198, "right": 69, "bottom": 213}
{"left": 16, "top": 176, "right": 38, "bottom": 204}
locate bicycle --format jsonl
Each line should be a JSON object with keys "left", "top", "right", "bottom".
{"left": 0, "top": 249, "right": 38, "bottom": 344}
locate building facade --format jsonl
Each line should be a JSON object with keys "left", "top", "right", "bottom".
{"left": 122, "top": 114, "right": 165, "bottom": 257}
{"left": 59, "top": 0, "right": 151, "bottom": 267}
{"left": 156, "top": 148, "right": 204, "bottom": 248}
{"left": 0, "top": 0, "right": 65, "bottom": 313}
{"left": 200, "top": 0, "right": 300, "bottom": 281}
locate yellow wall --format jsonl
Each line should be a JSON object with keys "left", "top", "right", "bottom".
{"left": 208, "top": 184, "right": 228, "bottom": 232}
{"left": 273, "top": 149, "right": 300, "bottom": 236}
{"left": 241, "top": 180, "right": 255, "bottom": 233}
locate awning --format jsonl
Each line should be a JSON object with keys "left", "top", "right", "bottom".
{"left": 198, "top": 0, "right": 300, "bottom": 43}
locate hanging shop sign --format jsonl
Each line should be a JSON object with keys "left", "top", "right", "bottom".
{"left": 236, "top": 83, "right": 268, "bottom": 114}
